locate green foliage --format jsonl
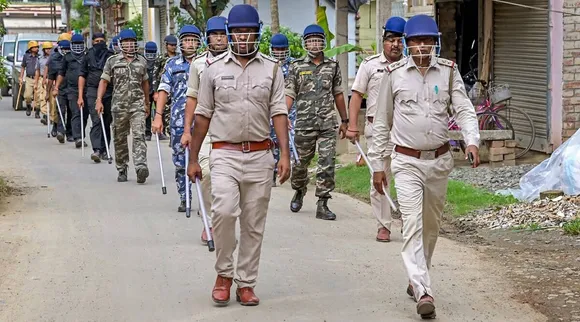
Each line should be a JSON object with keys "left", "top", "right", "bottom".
{"left": 171, "top": 6, "right": 195, "bottom": 31}
{"left": 125, "top": 14, "right": 144, "bottom": 41}
{"left": 70, "top": 0, "right": 90, "bottom": 31}
{"left": 315, "top": 5, "right": 363, "bottom": 58}
{"left": 563, "top": 218, "right": 580, "bottom": 235}
{"left": 0, "top": 56, "right": 9, "bottom": 94}
{"left": 258, "top": 26, "right": 305, "bottom": 59}
{"left": 171, "top": 0, "right": 230, "bottom": 33}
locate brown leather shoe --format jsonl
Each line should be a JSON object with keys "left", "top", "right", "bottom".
{"left": 201, "top": 228, "right": 213, "bottom": 245}
{"left": 417, "top": 295, "right": 436, "bottom": 319}
{"left": 376, "top": 227, "right": 391, "bottom": 242}
{"left": 212, "top": 275, "right": 233, "bottom": 305}
{"left": 236, "top": 287, "right": 260, "bottom": 306}
{"left": 406, "top": 284, "right": 414, "bottom": 298}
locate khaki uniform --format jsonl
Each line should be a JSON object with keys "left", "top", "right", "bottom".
{"left": 351, "top": 52, "right": 394, "bottom": 231}
{"left": 195, "top": 51, "right": 287, "bottom": 288}
{"left": 368, "top": 57, "right": 479, "bottom": 301}
{"left": 36, "top": 55, "right": 56, "bottom": 122}
{"left": 21, "top": 53, "right": 39, "bottom": 107}
{"left": 185, "top": 51, "right": 217, "bottom": 227}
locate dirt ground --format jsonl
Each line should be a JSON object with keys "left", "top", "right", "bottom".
{"left": 442, "top": 216, "right": 580, "bottom": 322}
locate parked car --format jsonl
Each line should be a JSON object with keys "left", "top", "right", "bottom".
{"left": 1, "top": 34, "right": 16, "bottom": 96}
{"left": 6, "top": 33, "right": 58, "bottom": 110}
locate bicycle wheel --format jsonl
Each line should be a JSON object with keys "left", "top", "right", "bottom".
{"left": 457, "top": 111, "right": 516, "bottom": 154}
{"left": 492, "top": 105, "right": 536, "bottom": 158}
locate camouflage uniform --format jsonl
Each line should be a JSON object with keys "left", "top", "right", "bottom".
{"left": 285, "top": 56, "right": 343, "bottom": 199}
{"left": 101, "top": 54, "right": 149, "bottom": 174}
{"left": 152, "top": 53, "right": 173, "bottom": 134}
{"left": 270, "top": 57, "right": 297, "bottom": 171}
{"left": 158, "top": 55, "right": 191, "bottom": 203}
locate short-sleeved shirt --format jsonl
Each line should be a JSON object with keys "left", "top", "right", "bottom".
{"left": 158, "top": 55, "right": 191, "bottom": 128}
{"left": 101, "top": 54, "right": 149, "bottom": 107}
{"left": 36, "top": 54, "right": 49, "bottom": 76}
{"left": 351, "top": 52, "right": 392, "bottom": 118}
{"left": 195, "top": 51, "right": 287, "bottom": 143}
{"left": 285, "top": 55, "right": 344, "bottom": 131}
{"left": 21, "top": 52, "right": 39, "bottom": 78}
{"left": 186, "top": 51, "right": 215, "bottom": 99}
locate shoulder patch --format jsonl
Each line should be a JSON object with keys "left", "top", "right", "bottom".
{"left": 363, "top": 53, "right": 381, "bottom": 63}
{"left": 437, "top": 57, "right": 455, "bottom": 68}
{"left": 386, "top": 58, "right": 407, "bottom": 73}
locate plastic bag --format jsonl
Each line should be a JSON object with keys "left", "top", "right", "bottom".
{"left": 497, "top": 129, "right": 580, "bottom": 201}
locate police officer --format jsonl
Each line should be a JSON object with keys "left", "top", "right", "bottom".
{"left": 346, "top": 16, "right": 406, "bottom": 242}
{"left": 152, "top": 35, "right": 178, "bottom": 140}
{"left": 152, "top": 25, "right": 201, "bottom": 214}
{"left": 285, "top": 24, "right": 348, "bottom": 221}
{"left": 55, "top": 33, "right": 88, "bottom": 149}
{"left": 79, "top": 32, "right": 114, "bottom": 162}
{"left": 97, "top": 29, "right": 150, "bottom": 183}
{"left": 269, "top": 33, "right": 297, "bottom": 186}
{"left": 20, "top": 40, "right": 39, "bottom": 117}
{"left": 183, "top": 16, "right": 229, "bottom": 245}
{"left": 187, "top": 4, "right": 290, "bottom": 306}
{"left": 47, "top": 38, "right": 73, "bottom": 144}
{"left": 143, "top": 41, "right": 158, "bottom": 141}
{"left": 35, "top": 41, "right": 55, "bottom": 127}
{"left": 368, "top": 15, "right": 480, "bottom": 319}
{"left": 110, "top": 35, "right": 121, "bottom": 54}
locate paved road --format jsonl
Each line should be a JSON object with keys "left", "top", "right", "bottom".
{"left": 0, "top": 101, "right": 546, "bottom": 322}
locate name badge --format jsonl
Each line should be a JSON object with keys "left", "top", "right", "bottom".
{"left": 221, "top": 75, "right": 234, "bottom": 80}
{"left": 300, "top": 71, "right": 313, "bottom": 75}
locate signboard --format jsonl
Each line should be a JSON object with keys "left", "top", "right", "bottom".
{"left": 83, "top": 0, "right": 100, "bottom": 7}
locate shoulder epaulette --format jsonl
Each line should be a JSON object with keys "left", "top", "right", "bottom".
{"left": 363, "top": 53, "right": 381, "bottom": 63}
{"left": 386, "top": 58, "right": 407, "bottom": 73}
{"left": 259, "top": 52, "right": 278, "bottom": 63}
{"left": 206, "top": 51, "right": 227, "bottom": 66}
{"left": 437, "top": 57, "right": 455, "bottom": 68}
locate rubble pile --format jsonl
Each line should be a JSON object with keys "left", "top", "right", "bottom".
{"left": 460, "top": 196, "right": 580, "bottom": 229}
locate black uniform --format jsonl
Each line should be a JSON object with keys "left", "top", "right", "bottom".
{"left": 80, "top": 44, "right": 114, "bottom": 154}
{"left": 60, "top": 51, "right": 88, "bottom": 142}
{"left": 144, "top": 54, "right": 155, "bottom": 139}
{"left": 47, "top": 49, "right": 72, "bottom": 140}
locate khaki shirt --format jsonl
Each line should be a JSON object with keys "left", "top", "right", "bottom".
{"left": 186, "top": 51, "right": 215, "bottom": 98}
{"left": 195, "top": 51, "right": 288, "bottom": 143}
{"left": 368, "top": 57, "right": 480, "bottom": 172}
{"left": 351, "top": 52, "right": 392, "bottom": 118}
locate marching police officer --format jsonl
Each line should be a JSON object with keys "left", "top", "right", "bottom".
{"left": 97, "top": 29, "right": 150, "bottom": 183}
{"left": 143, "top": 41, "right": 158, "bottom": 141}
{"left": 47, "top": 38, "right": 73, "bottom": 144}
{"left": 285, "top": 24, "right": 348, "bottom": 220}
{"left": 20, "top": 40, "right": 39, "bottom": 117}
{"left": 56, "top": 33, "right": 88, "bottom": 149}
{"left": 79, "top": 32, "right": 114, "bottom": 162}
{"left": 346, "top": 16, "right": 406, "bottom": 242}
{"left": 368, "top": 15, "right": 480, "bottom": 319}
{"left": 183, "top": 15, "right": 229, "bottom": 244}
{"left": 152, "top": 35, "right": 178, "bottom": 140}
{"left": 152, "top": 25, "right": 201, "bottom": 214}
{"left": 35, "top": 41, "right": 55, "bottom": 128}
{"left": 187, "top": 4, "right": 290, "bottom": 306}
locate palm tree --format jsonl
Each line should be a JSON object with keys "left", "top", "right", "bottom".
{"left": 270, "top": 0, "right": 279, "bottom": 34}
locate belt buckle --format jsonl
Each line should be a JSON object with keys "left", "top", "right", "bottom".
{"left": 420, "top": 150, "right": 436, "bottom": 160}
{"left": 241, "top": 141, "right": 251, "bottom": 153}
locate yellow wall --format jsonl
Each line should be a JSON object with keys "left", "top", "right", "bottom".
{"left": 358, "top": 0, "right": 376, "bottom": 53}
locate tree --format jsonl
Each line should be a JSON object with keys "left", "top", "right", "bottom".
{"left": 124, "top": 13, "right": 144, "bottom": 40}
{"left": 173, "top": 0, "right": 229, "bottom": 33}
{"left": 270, "top": 0, "right": 279, "bottom": 34}
{"left": 258, "top": 26, "right": 305, "bottom": 59}
{"left": 243, "top": 0, "right": 258, "bottom": 8}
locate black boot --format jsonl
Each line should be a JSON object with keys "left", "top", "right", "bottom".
{"left": 136, "top": 168, "right": 149, "bottom": 184}
{"left": 178, "top": 200, "right": 186, "bottom": 212}
{"left": 117, "top": 169, "right": 128, "bottom": 182}
{"left": 26, "top": 104, "right": 32, "bottom": 116}
{"left": 34, "top": 109, "right": 40, "bottom": 119}
{"left": 290, "top": 189, "right": 306, "bottom": 213}
{"left": 316, "top": 198, "right": 336, "bottom": 220}
{"left": 56, "top": 132, "right": 65, "bottom": 144}
{"left": 41, "top": 114, "right": 47, "bottom": 125}
{"left": 91, "top": 150, "right": 101, "bottom": 163}
{"left": 51, "top": 123, "right": 57, "bottom": 137}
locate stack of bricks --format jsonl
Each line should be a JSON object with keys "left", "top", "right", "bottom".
{"left": 487, "top": 140, "right": 517, "bottom": 168}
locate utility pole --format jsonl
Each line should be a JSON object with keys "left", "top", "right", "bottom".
{"left": 89, "top": 5, "right": 94, "bottom": 47}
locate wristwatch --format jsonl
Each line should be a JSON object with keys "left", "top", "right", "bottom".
{"left": 341, "top": 118, "right": 349, "bottom": 124}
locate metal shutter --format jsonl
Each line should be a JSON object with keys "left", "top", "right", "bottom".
{"left": 492, "top": 0, "right": 549, "bottom": 152}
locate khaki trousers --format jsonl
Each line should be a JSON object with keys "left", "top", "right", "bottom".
{"left": 210, "top": 148, "right": 274, "bottom": 288}
{"left": 390, "top": 149, "right": 453, "bottom": 300}
{"left": 38, "top": 79, "right": 57, "bottom": 122}
{"left": 198, "top": 135, "right": 212, "bottom": 227}
{"left": 23, "top": 77, "right": 35, "bottom": 105}
{"left": 364, "top": 121, "right": 392, "bottom": 230}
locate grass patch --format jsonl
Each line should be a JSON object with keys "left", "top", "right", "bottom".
{"left": 334, "top": 164, "right": 517, "bottom": 217}
{"left": 512, "top": 223, "right": 543, "bottom": 232}
{"left": 563, "top": 219, "right": 580, "bottom": 236}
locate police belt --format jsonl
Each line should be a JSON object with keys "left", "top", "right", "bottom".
{"left": 394, "top": 143, "right": 450, "bottom": 160}
{"left": 212, "top": 140, "right": 272, "bottom": 153}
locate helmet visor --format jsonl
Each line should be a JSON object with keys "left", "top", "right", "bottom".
{"left": 119, "top": 39, "right": 138, "bottom": 55}
{"left": 227, "top": 28, "right": 260, "bottom": 56}
{"left": 179, "top": 34, "right": 201, "bottom": 58}
{"left": 71, "top": 42, "right": 85, "bottom": 54}
{"left": 270, "top": 47, "right": 289, "bottom": 61}
{"left": 302, "top": 35, "right": 325, "bottom": 55}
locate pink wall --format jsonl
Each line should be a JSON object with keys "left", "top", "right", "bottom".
{"left": 550, "top": 0, "right": 563, "bottom": 149}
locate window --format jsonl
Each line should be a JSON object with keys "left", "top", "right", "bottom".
{"left": 406, "top": 0, "right": 434, "bottom": 17}
{"left": 2, "top": 42, "right": 15, "bottom": 58}
{"left": 16, "top": 41, "right": 29, "bottom": 62}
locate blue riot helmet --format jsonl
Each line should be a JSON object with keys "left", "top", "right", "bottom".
{"left": 178, "top": 25, "right": 201, "bottom": 59}
{"left": 384, "top": 16, "right": 406, "bottom": 35}
{"left": 110, "top": 35, "right": 120, "bottom": 53}
{"left": 118, "top": 29, "right": 138, "bottom": 57}
{"left": 226, "top": 4, "right": 263, "bottom": 56}
{"left": 164, "top": 34, "right": 178, "bottom": 45}
{"left": 205, "top": 16, "right": 228, "bottom": 54}
{"left": 302, "top": 24, "right": 326, "bottom": 57}
{"left": 270, "top": 33, "right": 289, "bottom": 61}
{"left": 71, "top": 33, "right": 85, "bottom": 54}
{"left": 144, "top": 41, "right": 158, "bottom": 60}
{"left": 58, "top": 40, "right": 71, "bottom": 56}
{"left": 403, "top": 14, "right": 441, "bottom": 60}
